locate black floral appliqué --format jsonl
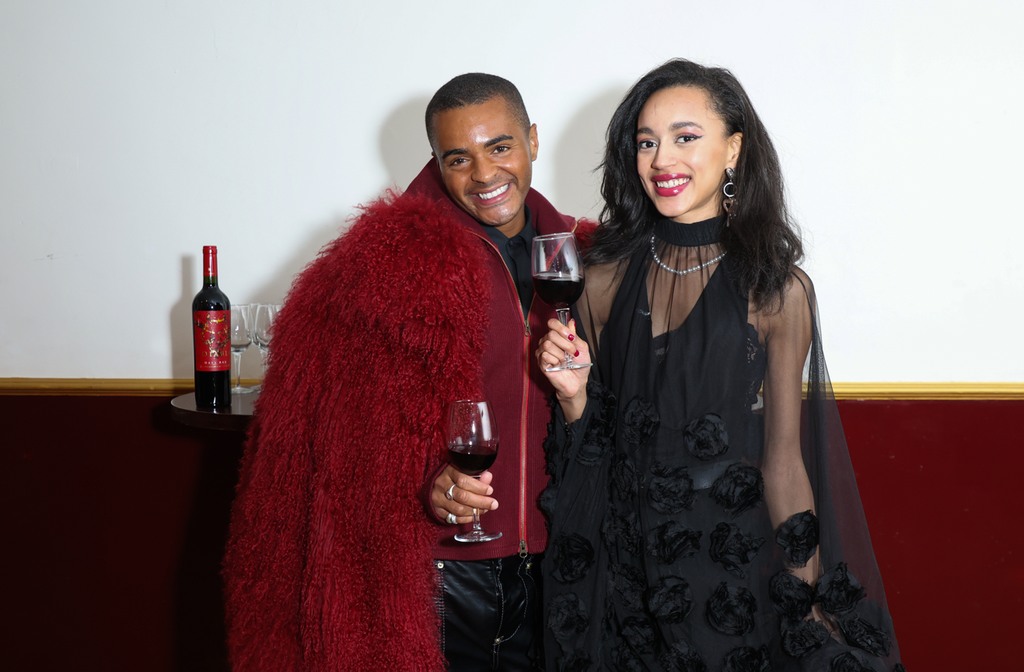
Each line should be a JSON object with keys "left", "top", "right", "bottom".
{"left": 705, "top": 582, "right": 757, "bottom": 636}
{"left": 537, "top": 481, "right": 557, "bottom": 519}
{"left": 542, "top": 412, "right": 564, "bottom": 473}
{"left": 780, "top": 618, "right": 829, "bottom": 657}
{"left": 621, "top": 616, "right": 656, "bottom": 654}
{"left": 646, "top": 575, "right": 693, "bottom": 624}
{"left": 555, "top": 652, "right": 594, "bottom": 672}
{"left": 551, "top": 533, "right": 595, "bottom": 584}
{"left": 829, "top": 651, "right": 874, "bottom": 672}
{"left": 684, "top": 413, "right": 729, "bottom": 461}
{"left": 612, "top": 646, "right": 645, "bottom": 672}
{"left": 710, "top": 462, "right": 764, "bottom": 516}
{"left": 778, "top": 512, "right": 819, "bottom": 569}
{"left": 603, "top": 511, "right": 642, "bottom": 555}
{"left": 658, "top": 641, "right": 707, "bottom": 672}
{"left": 647, "top": 521, "right": 702, "bottom": 564}
{"left": 816, "top": 562, "right": 866, "bottom": 615}
{"left": 621, "top": 395, "right": 660, "bottom": 447}
{"left": 839, "top": 614, "right": 891, "bottom": 657}
{"left": 769, "top": 570, "right": 816, "bottom": 620}
{"left": 547, "top": 593, "right": 589, "bottom": 646}
{"left": 610, "top": 454, "right": 638, "bottom": 502}
{"left": 576, "top": 381, "right": 616, "bottom": 466}
{"left": 709, "top": 522, "right": 765, "bottom": 577}
{"left": 611, "top": 562, "right": 647, "bottom": 612}
{"left": 775, "top": 510, "right": 820, "bottom": 567}
{"left": 722, "top": 646, "right": 771, "bottom": 672}
{"left": 648, "top": 462, "right": 696, "bottom": 513}
{"left": 576, "top": 434, "right": 612, "bottom": 467}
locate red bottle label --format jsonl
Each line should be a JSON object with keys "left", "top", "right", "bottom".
{"left": 193, "top": 310, "right": 231, "bottom": 371}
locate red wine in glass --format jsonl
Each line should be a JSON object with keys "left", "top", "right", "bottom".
{"left": 448, "top": 440, "right": 498, "bottom": 476}
{"left": 532, "top": 232, "right": 593, "bottom": 371}
{"left": 532, "top": 272, "right": 584, "bottom": 309}
{"left": 446, "top": 400, "right": 502, "bottom": 543}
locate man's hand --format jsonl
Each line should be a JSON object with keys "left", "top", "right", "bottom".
{"left": 430, "top": 464, "right": 498, "bottom": 525}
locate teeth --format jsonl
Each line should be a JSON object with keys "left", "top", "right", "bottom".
{"left": 479, "top": 184, "right": 509, "bottom": 200}
{"left": 655, "top": 177, "right": 689, "bottom": 188}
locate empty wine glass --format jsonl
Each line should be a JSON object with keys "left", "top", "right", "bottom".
{"left": 229, "top": 303, "right": 254, "bottom": 394}
{"left": 532, "top": 232, "right": 592, "bottom": 371}
{"left": 252, "top": 303, "right": 280, "bottom": 385}
{"left": 446, "top": 399, "right": 501, "bottom": 543}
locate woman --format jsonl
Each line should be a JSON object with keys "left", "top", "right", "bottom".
{"left": 536, "top": 59, "right": 904, "bottom": 671}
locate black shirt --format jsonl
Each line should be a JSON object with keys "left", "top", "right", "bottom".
{"left": 479, "top": 206, "right": 536, "bottom": 318}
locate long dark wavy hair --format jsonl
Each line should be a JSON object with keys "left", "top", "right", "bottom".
{"left": 591, "top": 58, "right": 803, "bottom": 310}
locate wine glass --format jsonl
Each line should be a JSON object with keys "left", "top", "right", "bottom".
{"left": 446, "top": 399, "right": 501, "bottom": 543}
{"left": 252, "top": 303, "right": 280, "bottom": 385}
{"left": 532, "top": 232, "right": 592, "bottom": 371}
{"left": 229, "top": 303, "right": 254, "bottom": 394}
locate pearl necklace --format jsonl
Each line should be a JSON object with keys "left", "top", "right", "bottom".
{"left": 649, "top": 235, "right": 726, "bottom": 276}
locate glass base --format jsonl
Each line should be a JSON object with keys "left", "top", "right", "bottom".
{"left": 231, "top": 386, "right": 256, "bottom": 394}
{"left": 544, "top": 361, "right": 594, "bottom": 373}
{"left": 455, "top": 529, "right": 502, "bottom": 543}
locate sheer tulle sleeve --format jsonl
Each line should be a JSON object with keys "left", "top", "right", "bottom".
{"left": 787, "top": 272, "right": 904, "bottom": 668}
{"left": 758, "top": 269, "right": 902, "bottom": 669}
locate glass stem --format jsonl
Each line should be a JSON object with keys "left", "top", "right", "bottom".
{"left": 233, "top": 351, "right": 242, "bottom": 389}
{"left": 557, "top": 308, "right": 573, "bottom": 365}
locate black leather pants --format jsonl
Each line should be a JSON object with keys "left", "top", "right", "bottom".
{"left": 435, "top": 554, "right": 543, "bottom": 671}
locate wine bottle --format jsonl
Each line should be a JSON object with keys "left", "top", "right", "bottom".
{"left": 192, "top": 245, "right": 231, "bottom": 409}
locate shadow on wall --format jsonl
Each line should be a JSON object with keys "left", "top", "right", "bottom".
{"left": 550, "top": 85, "right": 625, "bottom": 221}
{"left": 379, "top": 95, "right": 433, "bottom": 192}
{"left": 170, "top": 221, "right": 347, "bottom": 380}
{"left": 169, "top": 95, "right": 437, "bottom": 381}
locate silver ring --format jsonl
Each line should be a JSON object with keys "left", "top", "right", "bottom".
{"left": 446, "top": 512, "right": 458, "bottom": 525}
{"left": 445, "top": 483, "right": 457, "bottom": 500}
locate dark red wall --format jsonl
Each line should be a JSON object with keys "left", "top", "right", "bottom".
{"left": 2, "top": 396, "right": 242, "bottom": 672}
{"left": 839, "top": 400, "right": 1024, "bottom": 668}
{"left": 2, "top": 395, "right": 1021, "bottom": 670}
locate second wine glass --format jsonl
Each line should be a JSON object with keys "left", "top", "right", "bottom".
{"left": 532, "top": 232, "right": 592, "bottom": 371}
{"left": 446, "top": 399, "right": 501, "bottom": 543}
{"left": 252, "top": 303, "right": 280, "bottom": 387}
{"left": 229, "top": 303, "right": 254, "bottom": 394}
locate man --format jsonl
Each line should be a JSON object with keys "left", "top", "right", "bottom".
{"left": 223, "top": 73, "right": 584, "bottom": 671}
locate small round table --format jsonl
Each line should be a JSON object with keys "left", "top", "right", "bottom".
{"left": 170, "top": 391, "right": 257, "bottom": 432}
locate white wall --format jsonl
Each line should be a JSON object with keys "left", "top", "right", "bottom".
{"left": 2, "top": 0, "right": 1022, "bottom": 381}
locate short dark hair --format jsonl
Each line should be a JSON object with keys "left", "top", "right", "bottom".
{"left": 425, "top": 73, "right": 531, "bottom": 150}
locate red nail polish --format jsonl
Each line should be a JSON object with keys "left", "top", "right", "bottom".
{"left": 574, "top": 350, "right": 580, "bottom": 357}
{"left": 568, "top": 333, "right": 575, "bottom": 342}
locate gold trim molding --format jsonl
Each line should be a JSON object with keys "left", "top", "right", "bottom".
{"left": 1, "top": 378, "right": 1022, "bottom": 400}
{"left": 0, "top": 378, "right": 242, "bottom": 396}
{"left": 831, "top": 382, "right": 1024, "bottom": 400}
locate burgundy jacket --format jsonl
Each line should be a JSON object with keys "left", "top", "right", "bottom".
{"left": 222, "top": 160, "right": 579, "bottom": 671}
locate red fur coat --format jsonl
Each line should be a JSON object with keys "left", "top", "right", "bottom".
{"left": 222, "top": 183, "right": 493, "bottom": 671}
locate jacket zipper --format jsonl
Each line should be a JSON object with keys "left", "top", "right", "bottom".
{"left": 472, "top": 217, "right": 579, "bottom": 558}
{"left": 518, "top": 296, "right": 532, "bottom": 557}
{"left": 473, "top": 232, "right": 531, "bottom": 556}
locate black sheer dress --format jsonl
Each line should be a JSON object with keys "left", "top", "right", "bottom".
{"left": 540, "top": 216, "right": 903, "bottom": 671}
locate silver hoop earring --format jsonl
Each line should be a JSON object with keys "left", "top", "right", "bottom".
{"left": 722, "top": 167, "right": 737, "bottom": 199}
{"left": 722, "top": 167, "right": 737, "bottom": 221}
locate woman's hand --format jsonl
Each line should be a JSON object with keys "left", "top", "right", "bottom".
{"left": 536, "top": 318, "right": 590, "bottom": 422}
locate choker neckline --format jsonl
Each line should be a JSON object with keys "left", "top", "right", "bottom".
{"left": 653, "top": 215, "right": 725, "bottom": 247}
